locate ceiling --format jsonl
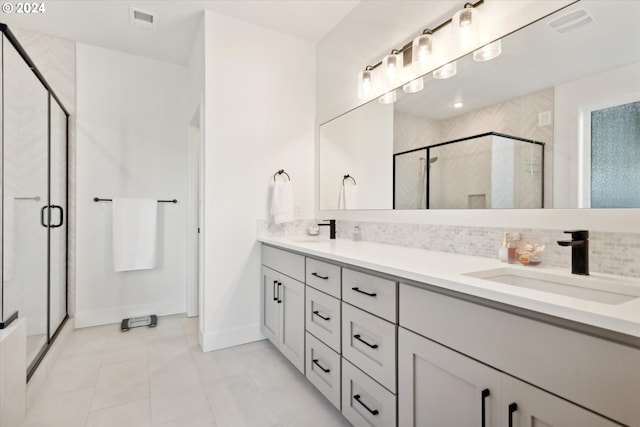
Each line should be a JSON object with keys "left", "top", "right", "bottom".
{"left": 0, "top": 0, "right": 360, "bottom": 65}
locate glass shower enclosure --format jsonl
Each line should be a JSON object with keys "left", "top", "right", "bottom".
{"left": 393, "top": 132, "right": 544, "bottom": 209}
{"left": 0, "top": 24, "right": 69, "bottom": 379}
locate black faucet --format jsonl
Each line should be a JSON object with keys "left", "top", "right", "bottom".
{"left": 557, "top": 230, "right": 589, "bottom": 276}
{"left": 318, "top": 219, "right": 336, "bottom": 239}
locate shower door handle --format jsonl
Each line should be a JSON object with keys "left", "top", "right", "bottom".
{"left": 40, "top": 205, "right": 48, "bottom": 228}
{"left": 50, "top": 205, "right": 64, "bottom": 228}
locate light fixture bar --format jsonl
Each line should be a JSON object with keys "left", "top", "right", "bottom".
{"left": 362, "top": 0, "right": 484, "bottom": 72}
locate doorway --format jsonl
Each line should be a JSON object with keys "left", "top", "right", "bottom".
{"left": 187, "top": 106, "right": 203, "bottom": 317}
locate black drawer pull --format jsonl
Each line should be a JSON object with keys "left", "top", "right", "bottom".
{"left": 277, "top": 282, "right": 282, "bottom": 304}
{"left": 272, "top": 280, "right": 278, "bottom": 301}
{"left": 481, "top": 389, "right": 490, "bottom": 427}
{"left": 353, "top": 394, "right": 379, "bottom": 416}
{"left": 351, "top": 287, "right": 377, "bottom": 297}
{"left": 311, "top": 272, "right": 329, "bottom": 280}
{"left": 312, "top": 310, "right": 330, "bottom": 321}
{"left": 353, "top": 334, "right": 378, "bottom": 349}
{"left": 508, "top": 402, "right": 518, "bottom": 427}
{"left": 312, "top": 359, "right": 330, "bottom": 373}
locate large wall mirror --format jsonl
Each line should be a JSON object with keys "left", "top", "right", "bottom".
{"left": 319, "top": 0, "right": 640, "bottom": 210}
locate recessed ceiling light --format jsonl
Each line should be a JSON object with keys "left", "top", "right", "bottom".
{"left": 454, "top": 101, "right": 464, "bottom": 108}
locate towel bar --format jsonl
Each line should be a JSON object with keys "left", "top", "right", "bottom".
{"left": 273, "top": 169, "right": 291, "bottom": 181}
{"left": 93, "top": 197, "right": 178, "bottom": 203}
{"left": 343, "top": 174, "right": 357, "bottom": 185}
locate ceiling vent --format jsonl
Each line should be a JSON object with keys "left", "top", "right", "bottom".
{"left": 129, "top": 7, "right": 156, "bottom": 32}
{"left": 548, "top": 8, "right": 593, "bottom": 34}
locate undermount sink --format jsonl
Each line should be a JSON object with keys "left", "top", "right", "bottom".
{"left": 465, "top": 267, "right": 640, "bottom": 305}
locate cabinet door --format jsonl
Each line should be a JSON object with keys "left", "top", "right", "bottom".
{"left": 398, "top": 328, "right": 501, "bottom": 427}
{"left": 279, "top": 276, "right": 305, "bottom": 373}
{"left": 261, "top": 267, "right": 280, "bottom": 346}
{"left": 502, "top": 376, "right": 622, "bottom": 427}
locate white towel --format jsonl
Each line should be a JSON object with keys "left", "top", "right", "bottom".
{"left": 112, "top": 198, "right": 158, "bottom": 272}
{"left": 271, "top": 179, "right": 294, "bottom": 224}
{"left": 338, "top": 182, "right": 359, "bottom": 210}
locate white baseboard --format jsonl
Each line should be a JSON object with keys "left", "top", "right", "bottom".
{"left": 200, "top": 323, "right": 265, "bottom": 352}
{"left": 74, "top": 300, "right": 186, "bottom": 328}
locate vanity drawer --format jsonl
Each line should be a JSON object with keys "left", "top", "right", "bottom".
{"left": 305, "top": 286, "right": 341, "bottom": 352}
{"left": 305, "top": 332, "right": 341, "bottom": 410}
{"left": 306, "top": 258, "right": 341, "bottom": 298}
{"left": 342, "top": 268, "right": 397, "bottom": 322}
{"left": 342, "top": 302, "right": 396, "bottom": 393}
{"left": 262, "top": 245, "right": 305, "bottom": 282}
{"left": 342, "top": 358, "right": 396, "bottom": 427}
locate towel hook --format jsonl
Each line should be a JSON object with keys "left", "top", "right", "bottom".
{"left": 343, "top": 174, "right": 357, "bottom": 185}
{"left": 273, "top": 169, "right": 291, "bottom": 182}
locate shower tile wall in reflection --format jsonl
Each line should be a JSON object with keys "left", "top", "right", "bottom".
{"left": 394, "top": 88, "right": 554, "bottom": 208}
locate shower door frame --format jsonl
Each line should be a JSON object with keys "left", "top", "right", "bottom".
{"left": 0, "top": 23, "right": 70, "bottom": 381}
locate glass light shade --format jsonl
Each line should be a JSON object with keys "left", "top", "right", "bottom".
{"left": 473, "top": 40, "right": 502, "bottom": 62}
{"left": 358, "top": 68, "right": 375, "bottom": 100}
{"left": 403, "top": 77, "right": 424, "bottom": 94}
{"left": 412, "top": 32, "right": 434, "bottom": 73}
{"left": 433, "top": 61, "right": 457, "bottom": 79}
{"left": 452, "top": 5, "right": 480, "bottom": 51}
{"left": 378, "top": 90, "right": 397, "bottom": 104}
{"left": 382, "top": 51, "right": 403, "bottom": 89}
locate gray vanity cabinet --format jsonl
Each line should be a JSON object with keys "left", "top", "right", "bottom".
{"left": 502, "top": 376, "right": 620, "bottom": 427}
{"left": 399, "top": 283, "right": 635, "bottom": 426}
{"left": 398, "top": 328, "right": 619, "bottom": 427}
{"left": 260, "top": 246, "right": 306, "bottom": 374}
{"left": 398, "top": 327, "right": 501, "bottom": 427}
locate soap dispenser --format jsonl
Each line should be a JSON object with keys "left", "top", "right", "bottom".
{"left": 499, "top": 232, "right": 509, "bottom": 263}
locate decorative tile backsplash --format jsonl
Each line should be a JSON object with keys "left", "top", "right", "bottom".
{"left": 259, "top": 219, "right": 640, "bottom": 278}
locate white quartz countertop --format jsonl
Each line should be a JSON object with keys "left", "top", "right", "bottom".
{"left": 258, "top": 235, "right": 640, "bottom": 339}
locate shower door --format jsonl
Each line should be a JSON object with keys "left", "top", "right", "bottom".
{"left": 2, "top": 34, "right": 50, "bottom": 368}
{"left": 1, "top": 28, "right": 69, "bottom": 376}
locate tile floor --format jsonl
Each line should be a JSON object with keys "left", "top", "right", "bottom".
{"left": 22, "top": 315, "right": 349, "bottom": 427}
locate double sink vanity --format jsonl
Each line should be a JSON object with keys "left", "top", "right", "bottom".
{"left": 259, "top": 235, "right": 640, "bottom": 427}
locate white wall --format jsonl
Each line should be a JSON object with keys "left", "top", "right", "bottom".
{"left": 554, "top": 62, "right": 640, "bottom": 208}
{"left": 75, "top": 43, "right": 189, "bottom": 327}
{"left": 315, "top": 0, "right": 640, "bottom": 233}
{"left": 200, "top": 12, "right": 315, "bottom": 351}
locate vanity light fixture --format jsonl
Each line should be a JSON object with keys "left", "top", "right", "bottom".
{"left": 473, "top": 39, "right": 502, "bottom": 62}
{"left": 356, "top": 0, "right": 484, "bottom": 99}
{"left": 452, "top": 3, "right": 480, "bottom": 51}
{"left": 358, "top": 66, "right": 375, "bottom": 100}
{"left": 382, "top": 49, "right": 403, "bottom": 88}
{"left": 433, "top": 61, "right": 457, "bottom": 79}
{"left": 403, "top": 77, "right": 424, "bottom": 94}
{"left": 412, "top": 30, "right": 434, "bottom": 74}
{"left": 378, "top": 90, "right": 397, "bottom": 104}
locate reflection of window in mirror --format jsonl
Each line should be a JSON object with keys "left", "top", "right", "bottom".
{"left": 585, "top": 100, "right": 640, "bottom": 208}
